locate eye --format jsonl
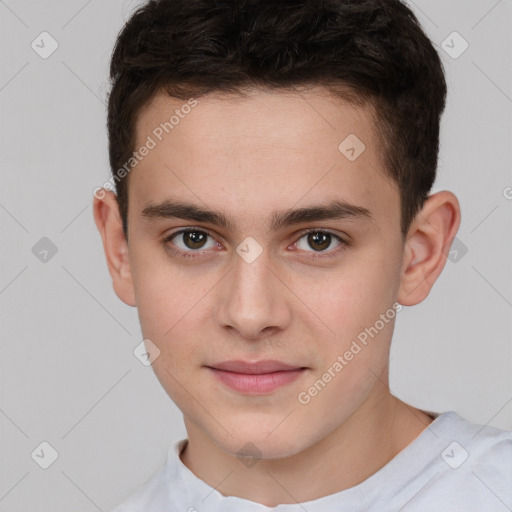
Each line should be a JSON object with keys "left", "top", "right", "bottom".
{"left": 164, "top": 228, "right": 218, "bottom": 256}
{"left": 294, "top": 229, "right": 346, "bottom": 254}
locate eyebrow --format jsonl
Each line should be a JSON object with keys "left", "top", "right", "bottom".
{"left": 141, "top": 198, "right": 373, "bottom": 231}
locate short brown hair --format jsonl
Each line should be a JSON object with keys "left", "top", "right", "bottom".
{"left": 107, "top": 0, "right": 447, "bottom": 238}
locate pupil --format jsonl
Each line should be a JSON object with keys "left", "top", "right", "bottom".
{"left": 308, "top": 232, "right": 330, "bottom": 251}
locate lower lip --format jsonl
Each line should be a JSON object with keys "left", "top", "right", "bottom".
{"left": 207, "top": 367, "right": 305, "bottom": 394}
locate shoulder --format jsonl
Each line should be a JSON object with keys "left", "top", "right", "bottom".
{"left": 109, "top": 465, "right": 168, "bottom": 512}
{"left": 444, "top": 412, "right": 512, "bottom": 467}
{"left": 109, "top": 439, "right": 188, "bottom": 512}
{"left": 416, "top": 412, "right": 512, "bottom": 509}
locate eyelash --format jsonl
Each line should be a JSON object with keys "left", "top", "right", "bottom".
{"left": 162, "top": 227, "right": 349, "bottom": 260}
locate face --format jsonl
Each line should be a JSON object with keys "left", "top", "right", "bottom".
{"left": 124, "top": 87, "right": 405, "bottom": 458}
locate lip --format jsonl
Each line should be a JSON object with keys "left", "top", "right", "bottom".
{"left": 206, "top": 360, "right": 307, "bottom": 394}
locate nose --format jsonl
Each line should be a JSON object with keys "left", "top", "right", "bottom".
{"left": 214, "top": 249, "right": 292, "bottom": 341}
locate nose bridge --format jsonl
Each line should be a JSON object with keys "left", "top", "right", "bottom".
{"left": 216, "top": 245, "right": 289, "bottom": 338}
{"left": 233, "top": 249, "right": 272, "bottom": 301}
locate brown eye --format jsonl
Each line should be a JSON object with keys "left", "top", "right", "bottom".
{"left": 166, "top": 229, "right": 216, "bottom": 253}
{"left": 295, "top": 230, "right": 345, "bottom": 254}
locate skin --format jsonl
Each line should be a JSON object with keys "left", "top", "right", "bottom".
{"left": 93, "top": 86, "right": 460, "bottom": 506}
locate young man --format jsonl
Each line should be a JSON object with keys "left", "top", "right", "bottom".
{"left": 94, "top": 0, "right": 512, "bottom": 510}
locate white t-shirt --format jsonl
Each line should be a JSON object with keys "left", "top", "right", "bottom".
{"left": 111, "top": 410, "right": 512, "bottom": 511}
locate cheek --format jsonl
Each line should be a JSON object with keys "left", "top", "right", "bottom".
{"left": 134, "top": 281, "right": 177, "bottom": 340}
{"left": 131, "top": 251, "right": 206, "bottom": 338}
{"left": 132, "top": 264, "right": 213, "bottom": 373}
{"left": 308, "top": 257, "right": 398, "bottom": 332}
{"left": 139, "top": 288, "right": 205, "bottom": 403}
{"left": 348, "top": 242, "right": 401, "bottom": 308}
{"left": 307, "top": 248, "right": 400, "bottom": 372}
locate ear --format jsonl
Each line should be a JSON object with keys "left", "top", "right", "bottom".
{"left": 398, "top": 190, "right": 461, "bottom": 306}
{"left": 93, "top": 189, "right": 136, "bottom": 307}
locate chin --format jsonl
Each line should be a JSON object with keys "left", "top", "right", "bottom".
{"left": 211, "top": 422, "right": 316, "bottom": 461}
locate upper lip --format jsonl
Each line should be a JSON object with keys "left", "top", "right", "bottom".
{"left": 207, "top": 360, "right": 304, "bottom": 375}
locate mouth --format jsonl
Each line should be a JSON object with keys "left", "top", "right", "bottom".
{"left": 205, "top": 360, "right": 308, "bottom": 394}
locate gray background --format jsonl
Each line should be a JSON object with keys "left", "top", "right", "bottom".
{"left": 0, "top": 0, "right": 511, "bottom": 510}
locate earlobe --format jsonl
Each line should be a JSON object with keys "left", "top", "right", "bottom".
{"left": 398, "top": 191, "right": 461, "bottom": 306}
{"left": 93, "top": 189, "right": 137, "bottom": 307}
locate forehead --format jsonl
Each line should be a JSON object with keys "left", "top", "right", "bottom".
{"left": 130, "top": 86, "right": 399, "bottom": 230}
{"left": 136, "top": 86, "right": 376, "bottom": 152}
